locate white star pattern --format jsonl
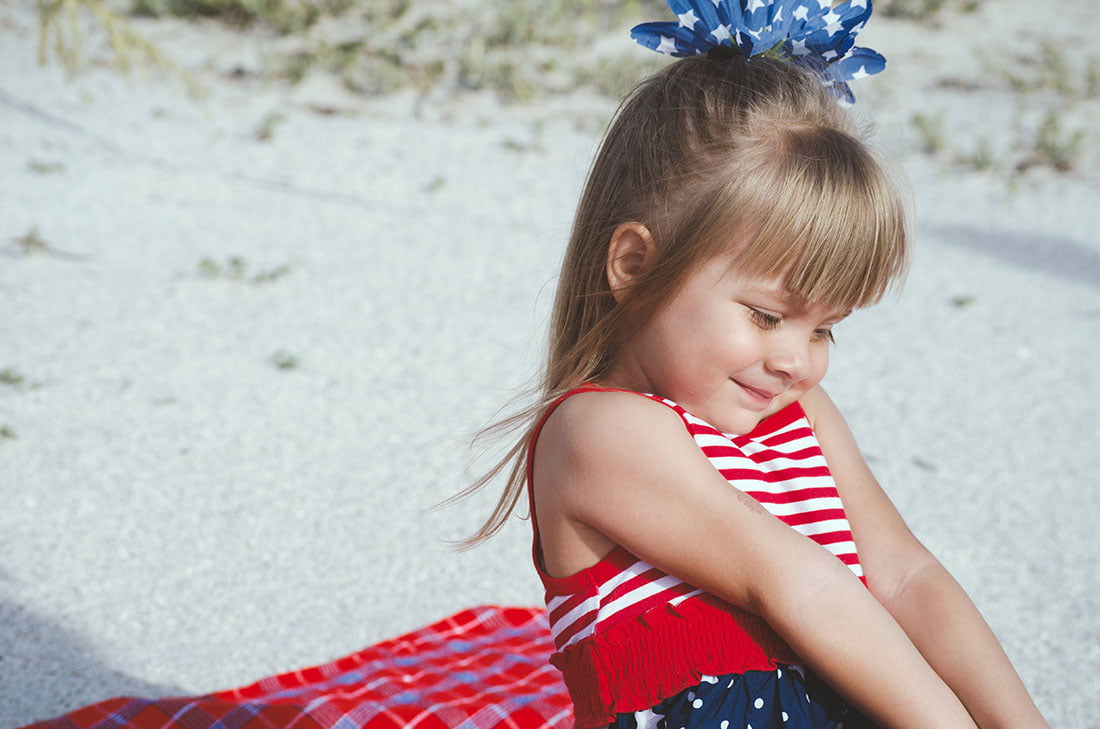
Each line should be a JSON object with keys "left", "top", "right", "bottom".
{"left": 627, "top": 0, "right": 884, "bottom": 100}
{"left": 677, "top": 9, "right": 699, "bottom": 29}
{"left": 631, "top": 707, "right": 662, "bottom": 729}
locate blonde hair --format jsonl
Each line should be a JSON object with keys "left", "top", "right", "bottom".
{"left": 455, "top": 52, "right": 909, "bottom": 547}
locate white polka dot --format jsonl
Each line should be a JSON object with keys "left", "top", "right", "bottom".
{"left": 687, "top": 691, "right": 696, "bottom": 701}
{"left": 753, "top": 698, "right": 764, "bottom": 710}
{"left": 776, "top": 667, "right": 783, "bottom": 679}
{"left": 693, "top": 699, "right": 703, "bottom": 709}
{"left": 702, "top": 675, "right": 719, "bottom": 684}
{"left": 747, "top": 724, "right": 754, "bottom": 729}
{"left": 782, "top": 712, "right": 789, "bottom": 722}
{"left": 728, "top": 679, "right": 735, "bottom": 688}
{"left": 806, "top": 693, "right": 811, "bottom": 703}
{"left": 721, "top": 722, "right": 729, "bottom": 729}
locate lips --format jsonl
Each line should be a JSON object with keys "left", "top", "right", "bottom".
{"left": 735, "top": 381, "right": 779, "bottom": 408}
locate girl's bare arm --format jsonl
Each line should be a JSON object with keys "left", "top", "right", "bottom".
{"left": 802, "top": 386, "right": 1051, "bottom": 729}
{"left": 533, "top": 390, "right": 978, "bottom": 729}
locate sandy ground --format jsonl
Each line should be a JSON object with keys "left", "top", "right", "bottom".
{"left": 1, "top": 0, "right": 1098, "bottom": 727}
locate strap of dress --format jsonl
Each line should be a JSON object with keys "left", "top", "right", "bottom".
{"left": 524, "top": 385, "right": 682, "bottom": 575}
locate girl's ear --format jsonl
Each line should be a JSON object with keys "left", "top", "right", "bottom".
{"left": 606, "top": 222, "right": 657, "bottom": 303}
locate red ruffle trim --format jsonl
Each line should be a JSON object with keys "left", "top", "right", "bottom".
{"left": 551, "top": 596, "right": 798, "bottom": 728}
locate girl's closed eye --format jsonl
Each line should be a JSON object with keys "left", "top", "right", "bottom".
{"left": 749, "top": 306, "right": 837, "bottom": 343}
{"left": 748, "top": 307, "right": 782, "bottom": 330}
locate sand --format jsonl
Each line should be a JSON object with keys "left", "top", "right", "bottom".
{"left": 1, "top": 0, "right": 1098, "bottom": 726}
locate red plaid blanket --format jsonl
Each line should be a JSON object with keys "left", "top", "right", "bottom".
{"left": 22, "top": 606, "right": 573, "bottom": 729}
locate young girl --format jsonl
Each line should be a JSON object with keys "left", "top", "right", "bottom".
{"left": 461, "top": 2, "right": 1052, "bottom": 728}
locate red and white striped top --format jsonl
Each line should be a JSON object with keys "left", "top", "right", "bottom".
{"left": 527, "top": 387, "right": 863, "bottom": 726}
{"left": 681, "top": 400, "right": 863, "bottom": 579}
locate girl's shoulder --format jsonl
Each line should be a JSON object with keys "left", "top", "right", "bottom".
{"left": 529, "top": 387, "right": 696, "bottom": 579}
{"left": 533, "top": 385, "right": 689, "bottom": 456}
{"left": 531, "top": 385, "right": 705, "bottom": 501}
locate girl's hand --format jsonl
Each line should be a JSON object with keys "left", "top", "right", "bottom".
{"left": 532, "top": 389, "right": 978, "bottom": 729}
{"left": 802, "top": 387, "right": 1052, "bottom": 729}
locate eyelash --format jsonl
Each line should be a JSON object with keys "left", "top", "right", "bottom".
{"left": 748, "top": 308, "right": 782, "bottom": 330}
{"left": 748, "top": 308, "right": 837, "bottom": 344}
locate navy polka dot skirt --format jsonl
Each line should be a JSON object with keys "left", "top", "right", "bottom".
{"left": 606, "top": 665, "right": 879, "bottom": 729}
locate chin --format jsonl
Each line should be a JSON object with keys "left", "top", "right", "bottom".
{"left": 723, "top": 397, "right": 798, "bottom": 435}
{"left": 709, "top": 409, "right": 767, "bottom": 437}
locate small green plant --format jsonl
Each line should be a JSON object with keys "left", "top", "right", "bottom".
{"left": 0, "top": 369, "right": 26, "bottom": 386}
{"left": 270, "top": 350, "right": 299, "bottom": 370}
{"left": 0, "top": 425, "right": 16, "bottom": 441}
{"left": 283, "top": 40, "right": 365, "bottom": 84}
{"left": 36, "top": 0, "right": 201, "bottom": 95}
{"left": 878, "top": 0, "right": 983, "bottom": 20}
{"left": 959, "top": 137, "right": 995, "bottom": 172}
{"left": 991, "top": 42, "right": 1091, "bottom": 100}
{"left": 11, "top": 227, "right": 51, "bottom": 254}
{"left": 911, "top": 112, "right": 947, "bottom": 156}
{"left": 27, "top": 160, "right": 65, "bottom": 174}
{"left": 199, "top": 256, "right": 246, "bottom": 279}
{"left": 1086, "top": 57, "right": 1100, "bottom": 98}
{"left": 1040, "top": 41, "right": 1075, "bottom": 97}
{"left": 250, "top": 265, "right": 292, "bottom": 283}
{"left": 130, "top": 0, "right": 352, "bottom": 33}
{"left": 950, "top": 295, "right": 976, "bottom": 308}
{"left": 1018, "top": 110, "right": 1084, "bottom": 173}
{"left": 502, "top": 137, "right": 536, "bottom": 153}
{"left": 253, "top": 112, "right": 286, "bottom": 142}
{"left": 198, "top": 257, "right": 290, "bottom": 283}
{"left": 877, "top": 0, "right": 949, "bottom": 20}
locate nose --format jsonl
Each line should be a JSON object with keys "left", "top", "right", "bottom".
{"left": 764, "top": 334, "right": 814, "bottom": 383}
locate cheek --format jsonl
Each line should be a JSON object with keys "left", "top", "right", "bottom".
{"left": 811, "top": 345, "right": 831, "bottom": 382}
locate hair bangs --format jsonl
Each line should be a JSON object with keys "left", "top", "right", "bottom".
{"left": 724, "top": 124, "right": 910, "bottom": 311}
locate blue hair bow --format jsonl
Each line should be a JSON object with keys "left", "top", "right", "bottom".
{"left": 630, "top": 0, "right": 886, "bottom": 102}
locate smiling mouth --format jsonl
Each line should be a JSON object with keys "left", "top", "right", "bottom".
{"left": 735, "top": 381, "right": 778, "bottom": 407}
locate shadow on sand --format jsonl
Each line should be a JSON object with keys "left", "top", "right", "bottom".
{"left": 927, "top": 223, "right": 1100, "bottom": 290}
{"left": 0, "top": 593, "right": 182, "bottom": 729}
